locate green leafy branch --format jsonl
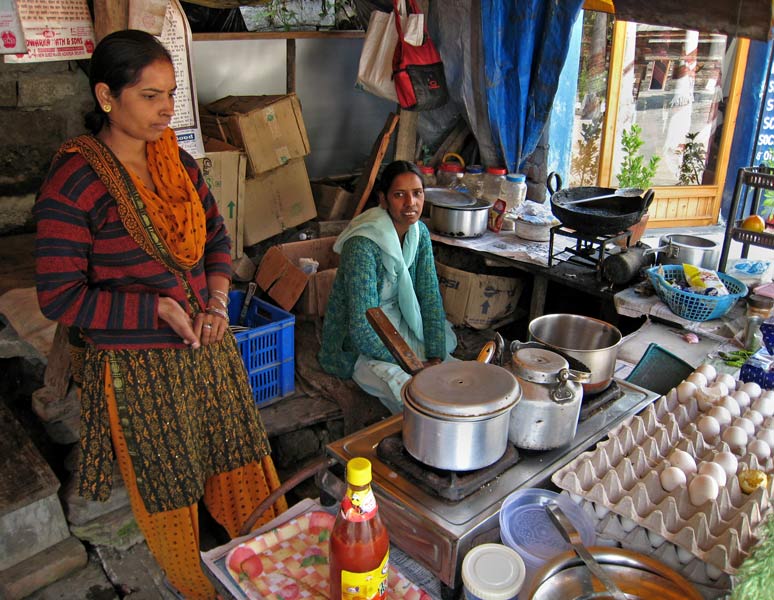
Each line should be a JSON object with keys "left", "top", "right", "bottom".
{"left": 676, "top": 131, "right": 707, "bottom": 186}
{"left": 617, "top": 124, "right": 660, "bottom": 189}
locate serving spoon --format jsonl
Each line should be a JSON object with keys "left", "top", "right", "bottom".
{"left": 562, "top": 188, "right": 644, "bottom": 206}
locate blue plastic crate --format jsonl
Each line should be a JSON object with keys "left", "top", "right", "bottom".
{"left": 228, "top": 290, "right": 295, "bottom": 407}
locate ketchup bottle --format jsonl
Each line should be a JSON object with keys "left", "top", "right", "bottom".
{"left": 329, "top": 457, "right": 389, "bottom": 600}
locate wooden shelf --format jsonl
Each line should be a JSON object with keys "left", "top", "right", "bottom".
{"left": 192, "top": 29, "right": 365, "bottom": 41}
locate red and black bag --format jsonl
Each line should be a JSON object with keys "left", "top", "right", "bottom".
{"left": 392, "top": 0, "right": 449, "bottom": 111}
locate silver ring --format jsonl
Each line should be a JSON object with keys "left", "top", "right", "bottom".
{"left": 203, "top": 323, "right": 213, "bottom": 329}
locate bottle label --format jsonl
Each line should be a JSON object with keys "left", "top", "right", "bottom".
{"left": 340, "top": 550, "right": 389, "bottom": 600}
{"left": 341, "top": 486, "right": 378, "bottom": 522}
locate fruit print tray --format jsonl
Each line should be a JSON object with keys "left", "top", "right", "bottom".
{"left": 225, "top": 510, "right": 431, "bottom": 600}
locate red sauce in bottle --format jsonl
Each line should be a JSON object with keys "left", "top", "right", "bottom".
{"left": 329, "top": 458, "right": 389, "bottom": 600}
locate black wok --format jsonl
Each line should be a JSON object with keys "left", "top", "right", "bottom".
{"left": 547, "top": 172, "right": 654, "bottom": 236}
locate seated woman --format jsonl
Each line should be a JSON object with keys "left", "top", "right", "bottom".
{"left": 318, "top": 160, "right": 457, "bottom": 413}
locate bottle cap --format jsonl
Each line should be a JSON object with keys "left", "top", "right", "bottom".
{"left": 439, "top": 163, "right": 464, "bottom": 173}
{"left": 506, "top": 173, "right": 526, "bottom": 183}
{"left": 419, "top": 165, "right": 435, "bottom": 174}
{"left": 347, "top": 457, "right": 372, "bottom": 487}
{"left": 486, "top": 167, "right": 507, "bottom": 175}
{"left": 466, "top": 165, "right": 484, "bottom": 174}
{"left": 462, "top": 543, "right": 525, "bottom": 600}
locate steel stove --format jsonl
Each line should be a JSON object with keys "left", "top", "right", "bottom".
{"left": 548, "top": 225, "right": 631, "bottom": 271}
{"left": 325, "top": 379, "right": 658, "bottom": 591}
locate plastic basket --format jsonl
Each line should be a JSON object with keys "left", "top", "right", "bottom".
{"left": 626, "top": 342, "right": 695, "bottom": 395}
{"left": 228, "top": 291, "right": 295, "bottom": 407}
{"left": 646, "top": 265, "right": 747, "bottom": 322}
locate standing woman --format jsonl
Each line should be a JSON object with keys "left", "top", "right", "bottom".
{"left": 34, "top": 30, "right": 286, "bottom": 599}
{"left": 318, "top": 160, "right": 457, "bottom": 413}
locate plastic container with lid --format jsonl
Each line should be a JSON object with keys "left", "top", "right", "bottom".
{"left": 463, "top": 165, "right": 485, "bottom": 199}
{"left": 418, "top": 165, "right": 436, "bottom": 188}
{"left": 462, "top": 543, "right": 526, "bottom": 600}
{"left": 500, "top": 173, "right": 527, "bottom": 213}
{"left": 483, "top": 167, "right": 507, "bottom": 203}
{"left": 745, "top": 294, "right": 774, "bottom": 352}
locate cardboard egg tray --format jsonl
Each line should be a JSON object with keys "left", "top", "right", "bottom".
{"left": 552, "top": 388, "right": 774, "bottom": 575}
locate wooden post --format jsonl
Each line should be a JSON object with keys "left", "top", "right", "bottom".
{"left": 351, "top": 113, "right": 400, "bottom": 217}
{"left": 93, "top": 0, "right": 129, "bottom": 42}
{"left": 286, "top": 39, "right": 296, "bottom": 94}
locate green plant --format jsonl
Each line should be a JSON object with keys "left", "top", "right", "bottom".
{"left": 571, "top": 118, "right": 602, "bottom": 186}
{"left": 676, "top": 131, "right": 707, "bottom": 185}
{"left": 617, "top": 124, "right": 660, "bottom": 189}
{"left": 732, "top": 512, "right": 774, "bottom": 600}
{"left": 254, "top": 0, "right": 300, "bottom": 31}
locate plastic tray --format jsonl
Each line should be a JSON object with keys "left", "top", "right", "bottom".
{"left": 228, "top": 291, "right": 295, "bottom": 407}
{"left": 626, "top": 342, "right": 695, "bottom": 395}
{"left": 646, "top": 265, "right": 747, "bottom": 322}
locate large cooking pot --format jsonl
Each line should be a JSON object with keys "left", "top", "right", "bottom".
{"left": 402, "top": 361, "right": 521, "bottom": 471}
{"left": 547, "top": 172, "right": 654, "bottom": 236}
{"left": 528, "top": 314, "right": 621, "bottom": 394}
{"left": 656, "top": 234, "right": 720, "bottom": 270}
{"left": 425, "top": 187, "right": 491, "bottom": 238}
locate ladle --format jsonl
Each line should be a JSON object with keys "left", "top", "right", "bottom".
{"left": 561, "top": 188, "right": 644, "bottom": 206}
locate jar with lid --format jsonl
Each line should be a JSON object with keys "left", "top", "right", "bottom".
{"left": 463, "top": 165, "right": 485, "bottom": 199}
{"left": 329, "top": 457, "right": 389, "bottom": 600}
{"left": 745, "top": 294, "right": 774, "bottom": 352}
{"left": 461, "top": 543, "right": 526, "bottom": 600}
{"left": 500, "top": 173, "right": 527, "bottom": 213}
{"left": 437, "top": 162, "right": 464, "bottom": 188}
{"left": 482, "top": 167, "right": 507, "bottom": 203}
{"left": 418, "top": 165, "right": 436, "bottom": 188}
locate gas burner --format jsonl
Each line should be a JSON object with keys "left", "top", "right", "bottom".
{"left": 579, "top": 380, "right": 624, "bottom": 422}
{"left": 548, "top": 225, "right": 632, "bottom": 271}
{"left": 376, "top": 435, "right": 521, "bottom": 502}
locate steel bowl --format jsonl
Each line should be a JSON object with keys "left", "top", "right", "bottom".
{"left": 528, "top": 314, "right": 622, "bottom": 394}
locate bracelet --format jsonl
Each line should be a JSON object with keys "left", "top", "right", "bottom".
{"left": 210, "top": 289, "right": 230, "bottom": 304}
{"left": 209, "top": 296, "right": 228, "bottom": 311}
{"left": 206, "top": 306, "right": 229, "bottom": 321}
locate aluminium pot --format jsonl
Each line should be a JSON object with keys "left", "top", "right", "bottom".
{"left": 656, "top": 234, "right": 720, "bottom": 270}
{"left": 425, "top": 188, "right": 491, "bottom": 238}
{"left": 401, "top": 361, "right": 521, "bottom": 471}
{"left": 528, "top": 314, "right": 622, "bottom": 394}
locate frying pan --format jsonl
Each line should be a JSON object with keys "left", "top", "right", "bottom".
{"left": 547, "top": 172, "right": 654, "bottom": 236}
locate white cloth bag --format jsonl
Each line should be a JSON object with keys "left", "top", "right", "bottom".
{"left": 356, "top": 8, "right": 400, "bottom": 102}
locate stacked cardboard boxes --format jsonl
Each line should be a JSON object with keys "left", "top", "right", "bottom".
{"left": 200, "top": 94, "right": 317, "bottom": 249}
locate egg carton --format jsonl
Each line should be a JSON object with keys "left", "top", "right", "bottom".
{"left": 573, "top": 496, "right": 733, "bottom": 596}
{"left": 552, "top": 385, "right": 774, "bottom": 575}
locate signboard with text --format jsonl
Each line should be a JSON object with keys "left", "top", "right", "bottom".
{"left": 754, "top": 55, "right": 774, "bottom": 165}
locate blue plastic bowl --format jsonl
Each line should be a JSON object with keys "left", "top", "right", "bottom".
{"left": 498, "top": 489, "right": 595, "bottom": 571}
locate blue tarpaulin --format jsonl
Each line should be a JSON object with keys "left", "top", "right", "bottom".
{"left": 481, "top": 0, "right": 584, "bottom": 172}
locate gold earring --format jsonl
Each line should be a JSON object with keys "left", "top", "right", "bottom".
{"left": 103, "top": 104, "right": 111, "bottom": 113}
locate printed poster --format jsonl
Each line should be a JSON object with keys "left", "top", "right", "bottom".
{"left": 5, "top": 0, "right": 95, "bottom": 63}
{"left": 0, "top": 0, "right": 25, "bottom": 54}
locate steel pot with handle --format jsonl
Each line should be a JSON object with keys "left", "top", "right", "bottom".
{"left": 508, "top": 343, "right": 591, "bottom": 450}
{"left": 425, "top": 188, "right": 491, "bottom": 238}
{"left": 656, "top": 234, "right": 720, "bottom": 270}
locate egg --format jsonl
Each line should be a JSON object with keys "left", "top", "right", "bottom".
{"left": 753, "top": 395, "right": 774, "bottom": 417}
{"left": 660, "top": 466, "right": 688, "bottom": 492}
{"left": 695, "top": 363, "right": 717, "bottom": 382}
{"left": 733, "top": 390, "right": 752, "bottom": 410}
{"left": 713, "top": 451, "right": 739, "bottom": 478}
{"left": 668, "top": 449, "right": 697, "bottom": 475}
{"left": 689, "top": 474, "right": 720, "bottom": 506}
{"left": 748, "top": 439, "right": 772, "bottom": 462}
{"left": 733, "top": 416, "right": 756, "bottom": 437}
{"left": 706, "top": 563, "right": 723, "bottom": 580}
{"left": 740, "top": 381, "right": 763, "bottom": 400}
{"left": 697, "top": 415, "right": 721, "bottom": 441}
{"left": 722, "top": 425, "right": 749, "bottom": 452}
{"left": 677, "top": 546, "right": 695, "bottom": 564}
{"left": 708, "top": 405, "right": 733, "bottom": 427}
{"left": 715, "top": 372, "right": 737, "bottom": 391}
{"left": 698, "top": 460, "right": 727, "bottom": 487}
{"left": 648, "top": 530, "right": 666, "bottom": 547}
{"left": 696, "top": 383, "right": 730, "bottom": 411}
{"left": 757, "top": 428, "right": 774, "bottom": 449}
{"left": 743, "top": 409, "right": 763, "bottom": 427}
{"left": 717, "top": 395, "right": 741, "bottom": 418}
{"left": 621, "top": 517, "right": 638, "bottom": 533}
{"left": 676, "top": 380, "right": 697, "bottom": 404}
{"left": 686, "top": 372, "right": 708, "bottom": 388}
{"left": 760, "top": 390, "right": 774, "bottom": 401}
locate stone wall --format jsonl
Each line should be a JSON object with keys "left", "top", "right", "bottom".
{"left": 0, "top": 60, "right": 92, "bottom": 235}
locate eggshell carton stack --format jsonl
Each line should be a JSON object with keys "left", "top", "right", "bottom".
{"left": 552, "top": 388, "right": 774, "bottom": 575}
{"left": 572, "top": 495, "right": 733, "bottom": 593}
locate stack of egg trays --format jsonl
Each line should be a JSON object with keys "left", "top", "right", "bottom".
{"left": 552, "top": 388, "right": 774, "bottom": 575}
{"left": 569, "top": 493, "right": 732, "bottom": 593}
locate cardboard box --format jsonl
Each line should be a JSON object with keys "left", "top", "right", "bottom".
{"left": 255, "top": 237, "right": 340, "bottom": 316}
{"left": 196, "top": 146, "right": 246, "bottom": 259}
{"left": 435, "top": 261, "right": 523, "bottom": 329}
{"left": 243, "top": 158, "right": 317, "bottom": 247}
{"left": 202, "top": 94, "right": 310, "bottom": 177}
{"left": 311, "top": 182, "right": 355, "bottom": 221}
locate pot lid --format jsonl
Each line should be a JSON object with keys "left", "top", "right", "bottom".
{"left": 406, "top": 361, "right": 520, "bottom": 419}
{"left": 425, "top": 187, "right": 476, "bottom": 208}
{"left": 511, "top": 347, "right": 569, "bottom": 384}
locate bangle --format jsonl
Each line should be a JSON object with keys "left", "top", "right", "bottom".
{"left": 209, "top": 296, "right": 227, "bottom": 310}
{"left": 206, "top": 306, "right": 229, "bottom": 321}
{"left": 210, "top": 289, "right": 230, "bottom": 304}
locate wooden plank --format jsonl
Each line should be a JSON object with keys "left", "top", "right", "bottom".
{"left": 43, "top": 324, "right": 70, "bottom": 400}
{"left": 394, "top": 109, "right": 418, "bottom": 162}
{"left": 260, "top": 394, "right": 341, "bottom": 438}
{"left": 286, "top": 39, "right": 296, "bottom": 94}
{"left": 351, "top": 112, "right": 400, "bottom": 217}
{"left": 192, "top": 31, "right": 366, "bottom": 41}
{"left": 366, "top": 307, "right": 424, "bottom": 375}
{"left": 93, "top": 0, "right": 128, "bottom": 42}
